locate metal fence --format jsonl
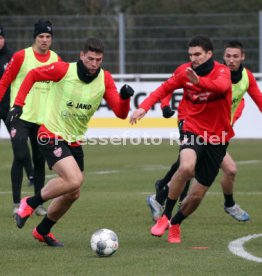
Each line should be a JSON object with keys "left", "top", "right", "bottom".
{"left": 0, "top": 13, "right": 260, "bottom": 74}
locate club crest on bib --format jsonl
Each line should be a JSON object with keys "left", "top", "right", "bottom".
{"left": 53, "top": 147, "right": 62, "bottom": 157}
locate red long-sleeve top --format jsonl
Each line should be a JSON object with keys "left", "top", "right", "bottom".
{"left": 140, "top": 61, "right": 234, "bottom": 143}
{"left": 162, "top": 67, "right": 262, "bottom": 125}
{"left": 0, "top": 49, "right": 62, "bottom": 101}
{"left": 14, "top": 61, "right": 131, "bottom": 143}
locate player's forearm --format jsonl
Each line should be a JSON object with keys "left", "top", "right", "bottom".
{"left": 160, "top": 93, "right": 172, "bottom": 109}
{"left": 197, "top": 76, "right": 231, "bottom": 94}
{"left": 105, "top": 94, "right": 131, "bottom": 119}
{"left": 0, "top": 84, "right": 9, "bottom": 102}
{"left": 140, "top": 77, "right": 179, "bottom": 111}
{"left": 113, "top": 99, "right": 130, "bottom": 119}
{"left": 0, "top": 68, "right": 16, "bottom": 101}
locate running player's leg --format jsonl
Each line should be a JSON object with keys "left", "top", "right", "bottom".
{"left": 32, "top": 142, "right": 84, "bottom": 247}
{"left": 221, "top": 152, "right": 249, "bottom": 221}
{"left": 168, "top": 141, "right": 228, "bottom": 243}
{"left": 29, "top": 123, "right": 47, "bottom": 215}
{"left": 9, "top": 119, "right": 31, "bottom": 215}
{"left": 29, "top": 123, "right": 45, "bottom": 195}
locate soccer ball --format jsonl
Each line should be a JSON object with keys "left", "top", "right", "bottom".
{"left": 90, "top": 228, "right": 119, "bottom": 257}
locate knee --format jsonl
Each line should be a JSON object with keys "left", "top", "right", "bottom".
{"left": 65, "top": 188, "right": 81, "bottom": 202}
{"left": 68, "top": 172, "right": 83, "bottom": 191}
{"left": 224, "top": 163, "right": 237, "bottom": 178}
{"left": 33, "top": 155, "right": 45, "bottom": 168}
{"left": 178, "top": 163, "right": 195, "bottom": 179}
{"left": 14, "top": 150, "right": 28, "bottom": 163}
{"left": 12, "top": 140, "right": 29, "bottom": 163}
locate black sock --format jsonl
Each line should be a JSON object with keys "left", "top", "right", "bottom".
{"left": 224, "top": 194, "right": 235, "bottom": 207}
{"left": 36, "top": 216, "right": 56, "bottom": 236}
{"left": 156, "top": 186, "right": 169, "bottom": 205}
{"left": 26, "top": 192, "right": 45, "bottom": 209}
{"left": 156, "top": 159, "right": 180, "bottom": 191}
{"left": 163, "top": 197, "right": 177, "bottom": 219}
{"left": 170, "top": 210, "right": 187, "bottom": 225}
{"left": 179, "top": 180, "right": 191, "bottom": 202}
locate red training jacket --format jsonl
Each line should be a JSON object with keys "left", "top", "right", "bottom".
{"left": 140, "top": 61, "right": 234, "bottom": 143}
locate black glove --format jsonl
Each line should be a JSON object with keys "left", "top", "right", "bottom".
{"left": 120, "top": 84, "right": 134, "bottom": 100}
{"left": 5, "top": 105, "right": 23, "bottom": 127}
{"left": 162, "top": 106, "right": 175, "bottom": 118}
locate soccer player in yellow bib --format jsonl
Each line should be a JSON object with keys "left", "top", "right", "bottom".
{"left": 8, "top": 38, "right": 134, "bottom": 247}
{"left": 0, "top": 20, "right": 61, "bottom": 216}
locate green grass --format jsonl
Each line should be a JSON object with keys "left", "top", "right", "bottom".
{"left": 0, "top": 139, "right": 262, "bottom": 275}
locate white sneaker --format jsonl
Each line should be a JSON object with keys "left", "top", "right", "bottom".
{"left": 28, "top": 176, "right": 34, "bottom": 187}
{"left": 224, "top": 204, "right": 250, "bottom": 222}
{"left": 34, "top": 205, "right": 47, "bottom": 216}
{"left": 12, "top": 203, "right": 20, "bottom": 217}
{"left": 147, "top": 194, "right": 164, "bottom": 222}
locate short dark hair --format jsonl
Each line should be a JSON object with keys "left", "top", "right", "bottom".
{"left": 188, "top": 35, "right": 213, "bottom": 52}
{"left": 83, "top": 38, "right": 104, "bottom": 53}
{"left": 224, "top": 40, "right": 244, "bottom": 52}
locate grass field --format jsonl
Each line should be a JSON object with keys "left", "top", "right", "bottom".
{"left": 0, "top": 138, "right": 262, "bottom": 275}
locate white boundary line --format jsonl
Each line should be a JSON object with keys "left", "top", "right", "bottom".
{"left": 236, "top": 160, "right": 261, "bottom": 165}
{"left": 228, "top": 234, "right": 262, "bottom": 263}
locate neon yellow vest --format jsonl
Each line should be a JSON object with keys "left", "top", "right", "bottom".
{"left": 44, "top": 63, "right": 105, "bottom": 142}
{"left": 11, "top": 47, "right": 59, "bottom": 124}
{"left": 231, "top": 68, "right": 249, "bottom": 122}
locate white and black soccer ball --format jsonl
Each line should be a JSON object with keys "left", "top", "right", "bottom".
{"left": 90, "top": 228, "right": 119, "bottom": 257}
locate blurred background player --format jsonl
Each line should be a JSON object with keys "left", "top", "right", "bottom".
{"left": 147, "top": 40, "right": 262, "bottom": 223}
{"left": 0, "top": 24, "right": 34, "bottom": 215}
{"left": 0, "top": 20, "right": 61, "bottom": 216}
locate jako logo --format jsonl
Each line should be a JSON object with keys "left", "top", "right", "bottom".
{"left": 75, "top": 103, "right": 92, "bottom": 109}
{"left": 66, "top": 101, "right": 92, "bottom": 110}
{"left": 67, "top": 101, "right": 74, "bottom": 107}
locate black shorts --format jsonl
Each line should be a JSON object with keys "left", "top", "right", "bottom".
{"left": 39, "top": 138, "right": 84, "bottom": 171}
{"left": 180, "top": 132, "right": 228, "bottom": 187}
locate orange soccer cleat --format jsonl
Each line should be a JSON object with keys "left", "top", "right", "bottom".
{"left": 32, "top": 227, "right": 64, "bottom": 247}
{"left": 167, "top": 224, "right": 181, "bottom": 243}
{"left": 15, "top": 196, "right": 34, "bottom": 228}
{"left": 150, "top": 214, "right": 169, "bottom": 237}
